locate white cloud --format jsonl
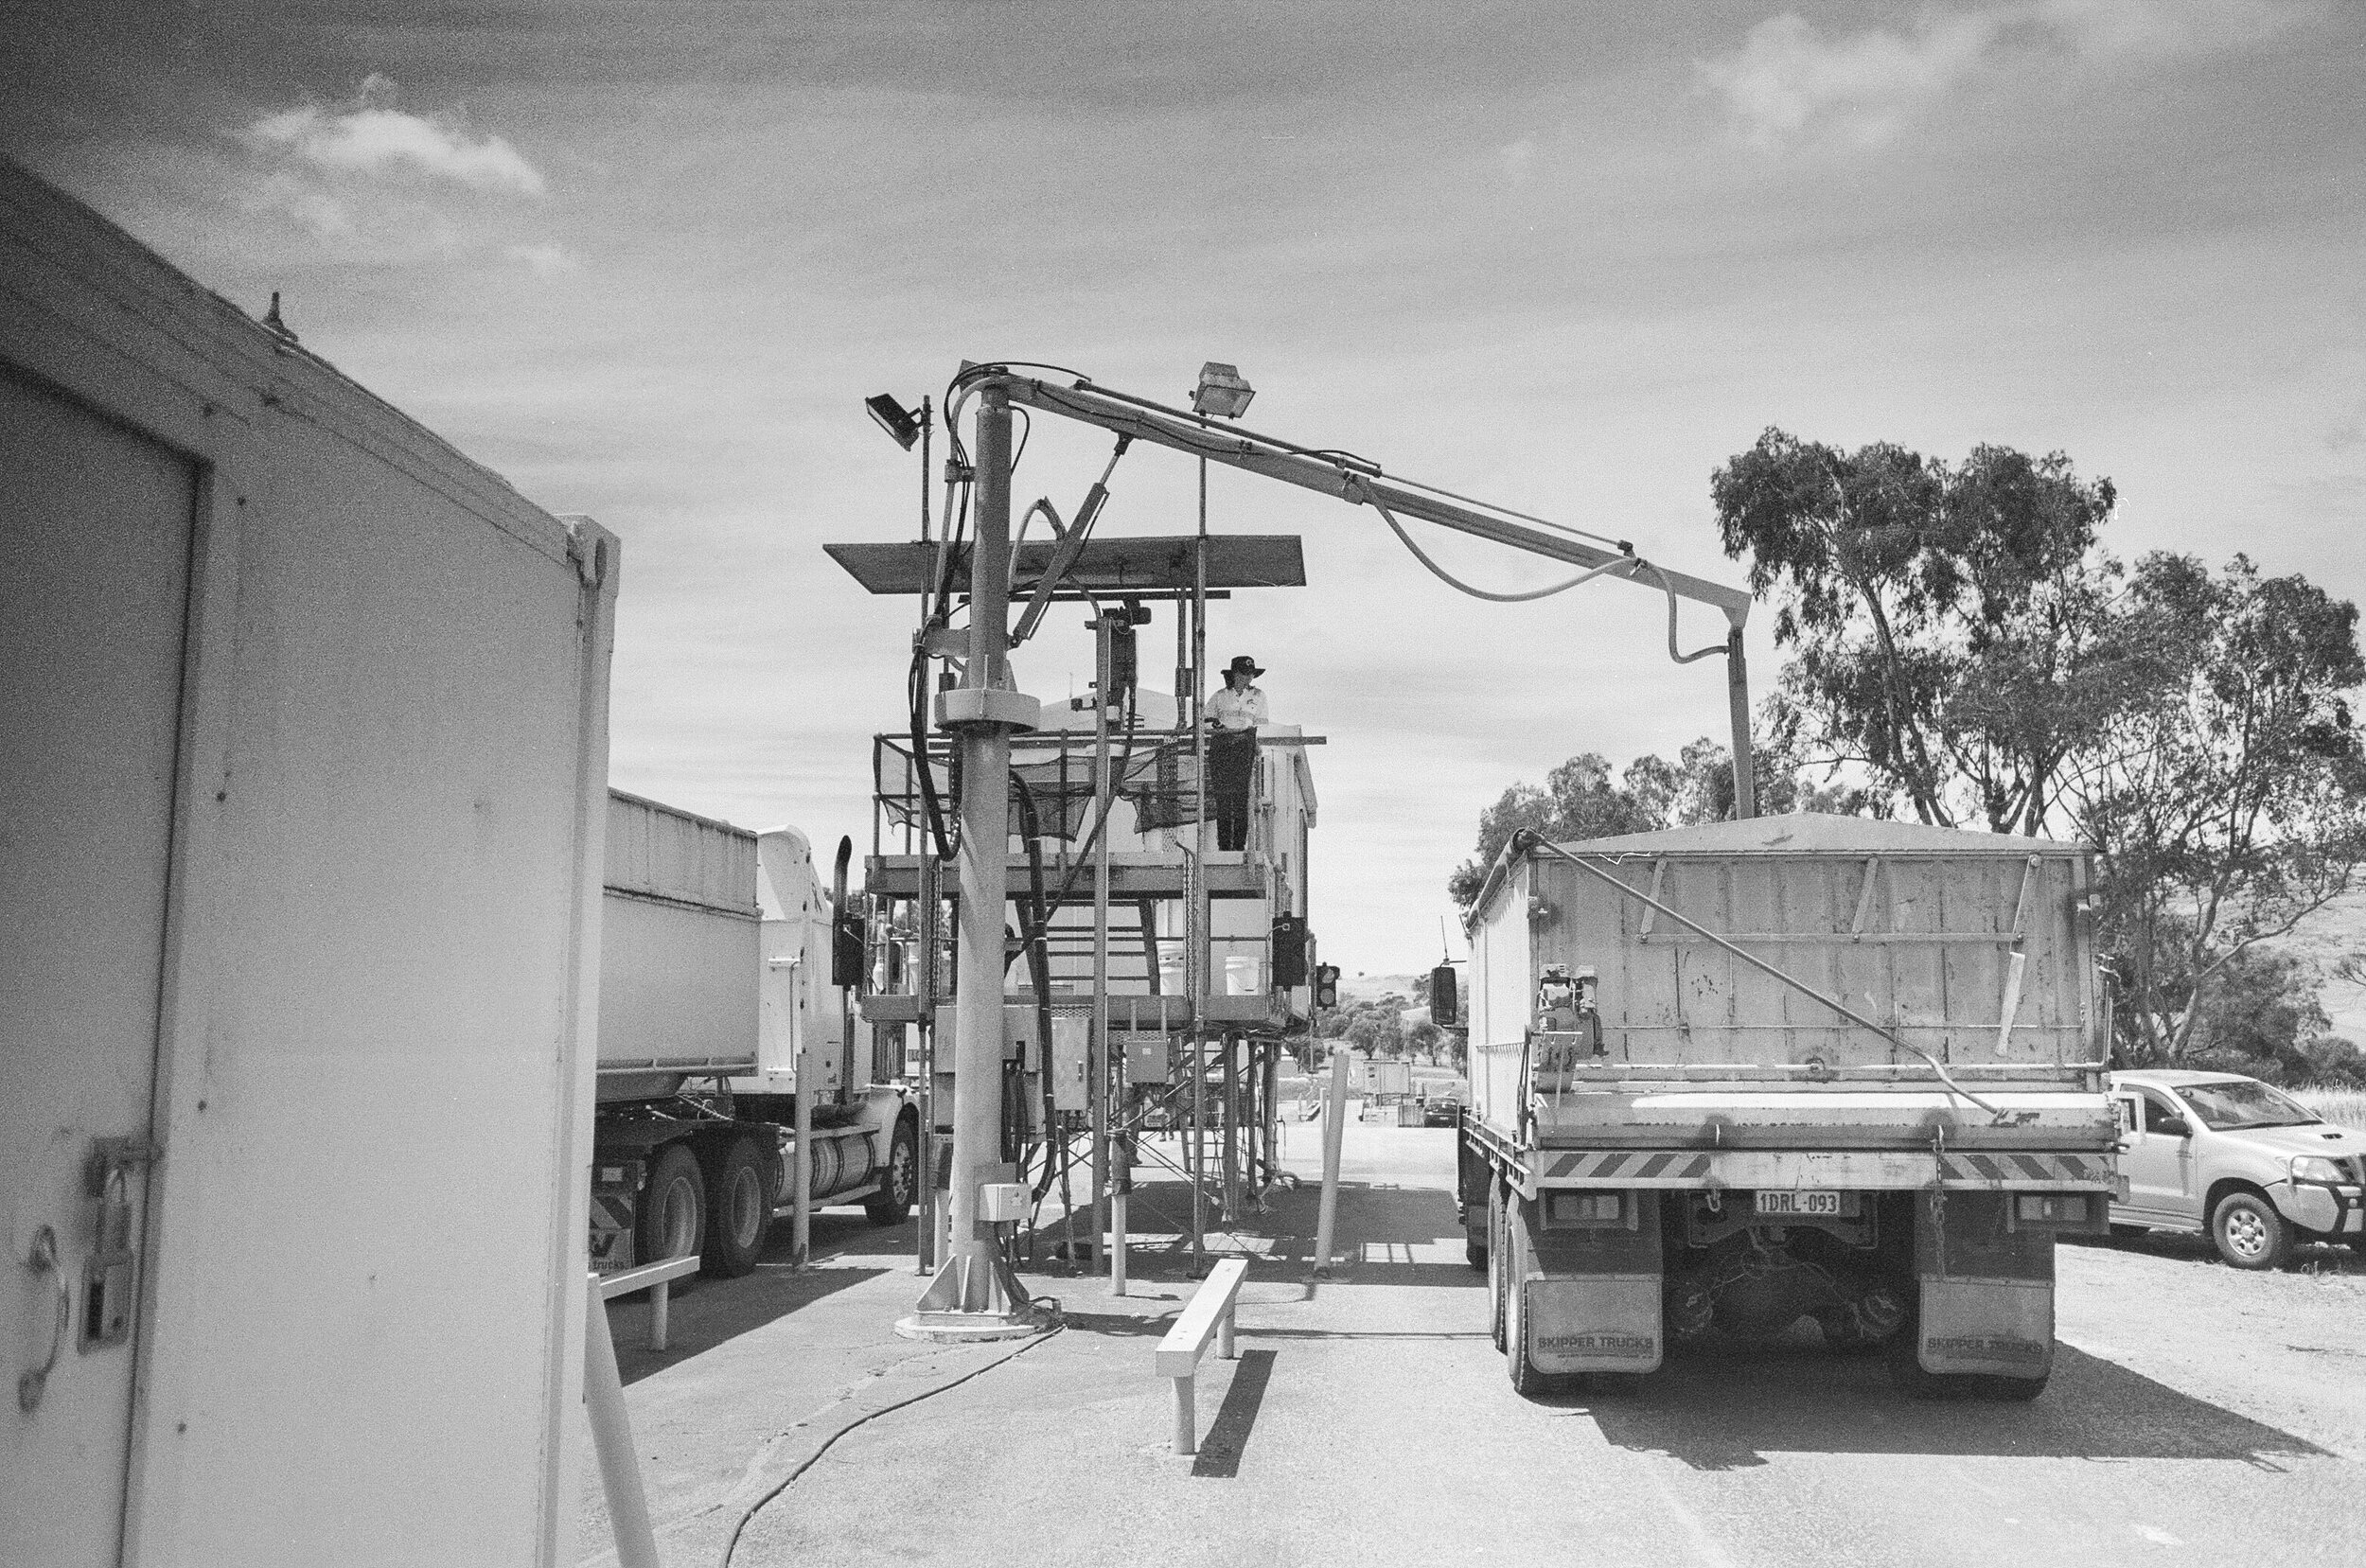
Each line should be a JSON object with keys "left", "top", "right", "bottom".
{"left": 505, "top": 242, "right": 579, "bottom": 276}
{"left": 243, "top": 74, "right": 546, "bottom": 196}
{"left": 1499, "top": 137, "right": 1538, "bottom": 185}
{"left": 1699, "top": 1, "right": 2310, "bottom": 151}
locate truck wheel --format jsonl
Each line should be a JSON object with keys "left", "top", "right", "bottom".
{"left": 1488, "top": 1181, "right": 1508, "bottom": 1353}
{"left": 1465, "top": 1199, "right": 1488, "bottom": 1273}
{"left": 1886, "top": 1331, "right": 1945, "bottom": 1398}
{"left": 1504, "top": 1222, "right": 1563, "bottom": 1397}
{"left": 2211, "top": 1190, "right": 2292, "bottom": 1270}
{"left": 1971, "top": 1372, "right": 2050, "bottom": 1401}
{"left": 865, "top": 1117, "right": 917, "bottom": 1225}
{"left": 636, "top": 1144, "right": 705, "bottom": 1279}
{"left": 700, "top": 1137, "right": 771, "bottom": 1278}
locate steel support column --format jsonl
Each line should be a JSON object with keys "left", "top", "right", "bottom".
{"left": 901, "top": 382, "right": 1046, "bottom": 1339}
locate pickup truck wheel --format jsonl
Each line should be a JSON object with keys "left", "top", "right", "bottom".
{"left": 700, "top": 1137, "right": 771, "bottom": 1278}
{"left": 2211, "top": 1190, "right": 2292, "bottom": 1270}
{"left": 636, "top": 1144, "right": 705, "bottom": 1281}
{"left": 865, "top": 1118, "right": 917, "bottom": 1225}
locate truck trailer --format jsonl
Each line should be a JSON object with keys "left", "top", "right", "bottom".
{"left": 590, "top": 791, "right": 920, "bottom": 1278}
{"left": 1458, "top": 815, "right": 2120, "bottom": 1398}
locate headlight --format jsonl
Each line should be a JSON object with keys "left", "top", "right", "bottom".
{"left": 2289, "top": 1155, "right": 2350, "bottom": 1184}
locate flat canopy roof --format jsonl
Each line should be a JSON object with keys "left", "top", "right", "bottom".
{"left": 825, "top": 534, "right": 1306, "bottom": 595}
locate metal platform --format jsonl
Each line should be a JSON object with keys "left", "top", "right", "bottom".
{"left": 864, "top": 850, "right": 1273, "bottom": 900}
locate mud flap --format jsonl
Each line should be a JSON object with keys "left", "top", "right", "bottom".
{"left": 1916, "top": 1278, "right": 2054, "bottom": 1379}
{"left": 1914, "top": 1191, "right": 2055, "bottom": 1381}
{"left": 1510, "top": 1192, "right": 1663, "bottom": 1374}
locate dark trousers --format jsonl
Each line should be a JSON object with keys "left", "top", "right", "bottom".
{"left": 1210, "top": 727, "right": 1256, "bottom": 851}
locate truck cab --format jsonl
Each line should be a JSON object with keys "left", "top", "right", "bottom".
{"left": 2108, "top": 1069, "right": 2366, "bottom": 1268}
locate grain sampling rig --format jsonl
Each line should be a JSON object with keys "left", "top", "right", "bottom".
{"left": 825, "top": 361, "right": 1763, "bottom": 1335}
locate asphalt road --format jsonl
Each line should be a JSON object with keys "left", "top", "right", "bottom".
{"left": 606, "top": 1117, "right": 2366, "bottom": 1568}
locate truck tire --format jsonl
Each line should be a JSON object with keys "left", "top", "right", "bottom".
{"left": 865, "top": 1117, "right": 918, "bottom": 1225}
{"left": 700, "top": 1137, "right": 771, "bottom": 1278}
{"left": 636, "top": 1144, "right": 705, "bottom": 1279}
{"left": 1504, "top": 1213, "right": 1563, "bottom": 1397}
{"left": 2211, "top": 1189, "right": 2292, "bottom": 1270}
{"left": 1488, "top": 1180, "right": 1508, "bottom": 1353}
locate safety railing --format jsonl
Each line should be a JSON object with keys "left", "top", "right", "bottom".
{"left": 595, "top": 1252, "right": 700, "bottom": 1351}
{"left": 1156, "top": 1256, "right": 1247, "bottom": 1454}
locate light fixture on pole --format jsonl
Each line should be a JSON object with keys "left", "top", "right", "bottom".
{"left": 1191, "top": 362, "right": 1254, "bottom": 420}
{"left": 865, "top": 392, "right": 925, "bottom": 450}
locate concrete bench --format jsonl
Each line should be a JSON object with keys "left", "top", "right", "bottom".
{"left": 1156, "top": 1257, "right": 1248, "bottom": 1455}
{"left": 594, "top": 1254, "right": 700, "bottom": 1351}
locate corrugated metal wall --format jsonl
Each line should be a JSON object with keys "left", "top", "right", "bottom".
{"left": 1527, "top": 849, "right": 2092, "bottom": 1068}
{"left": 604, "top": 789, "right": 758, "bottom": 914}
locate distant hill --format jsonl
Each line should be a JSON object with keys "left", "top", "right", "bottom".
{"left": 1338, "top": 971, "right": 1421, "bottom": 1004}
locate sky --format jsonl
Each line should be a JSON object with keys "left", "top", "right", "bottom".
{"left": 8, "top": 0, "right": 2363, "bottom": 974}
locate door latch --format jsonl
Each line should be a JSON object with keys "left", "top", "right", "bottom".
{"left": 79, "top": 1136, "right": 156, "bottom": 1352}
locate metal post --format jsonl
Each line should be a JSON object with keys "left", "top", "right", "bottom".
{"left": 902, "top": 381, "right": 1043, "bottom": 1338}
{"left": 791, "top": 1036, "right": 814, "bottom": 1268}
{"left": 1189, "top": 497, "right": 1209, "bottom": 1273}
{"left": 1312, "top": 1043, "right": 1349, "bottom": 1277}
{"left": 1172, "top": 1374, "right": 1196, "bottom": 1455}
{"left": 1222, "top": 1030, "right": 1240, "bottom": 1223}
{"left": 1091, "top": 613, "right": 1113, "bottom": 1272}
{"left": 1111, "top": 1186, "right": 1129, "bottom": 1296}
{"left": 1726, "top": 624, "right": 1756, "bottom": 820}
{"left": 584, "top": 1290, "right": 661, "bottom": 1568}
{"left": 1261, "top": 1043, "right": 1277, "bottom": 1194}
{"left": 915, "top": 853, "right": 939, "bottom": 1273}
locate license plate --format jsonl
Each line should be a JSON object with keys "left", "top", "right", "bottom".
{"left": 1754, "top": 1189, "right": 1859, "bottom": 1218}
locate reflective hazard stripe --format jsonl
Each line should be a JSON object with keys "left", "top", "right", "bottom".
{"left": 1529, "top": 1149, "right": 2113, "bottom": 1188}
{"left": 1936, "top": 1152, "right": 2112, "bottom": 1187}
{"left": 1543, "top": 1151, "right": 1713, "bottom": 1182}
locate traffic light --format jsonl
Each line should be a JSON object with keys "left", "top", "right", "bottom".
{"left": 1313, "top": 963, "right": 1340, "bottom": 1010}
{"left": 1430, "top": 962, "right": 1458, "bottom": 1027}
{"left": 1271, "top": 914, "right": 1309, "bottom": 988}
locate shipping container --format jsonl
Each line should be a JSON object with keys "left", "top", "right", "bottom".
{"left": 2, "top": 160, "right": 617, "bottom": 1566}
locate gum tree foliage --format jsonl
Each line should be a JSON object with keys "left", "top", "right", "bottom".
{"left": 2058, "top": 554, "right": 2366, "bottom": 1066}
{"left": 1709, "top": 430, "right": 2119, "bottom": 832}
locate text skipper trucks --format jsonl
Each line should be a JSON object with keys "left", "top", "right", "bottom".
{"left": 1457, "top": 815, "right": 2119, "bottom": 1398}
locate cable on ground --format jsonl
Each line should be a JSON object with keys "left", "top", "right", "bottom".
{"left": 715, "top": 1319, "right": 1065, "bottom": 1567}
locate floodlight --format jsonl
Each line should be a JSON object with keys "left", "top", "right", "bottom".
{"left": 1192, "top": 361, "right": 1254, "bottom": 419}
{"left": 865, "top": 392, "right": 923, "bottom": 450}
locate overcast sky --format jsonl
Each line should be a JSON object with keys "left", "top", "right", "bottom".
{"left": 8, "top": 0, "right": 2362, "bottom": 974}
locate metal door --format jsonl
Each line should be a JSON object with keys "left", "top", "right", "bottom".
{"left": 2121, "top": 1088, "right": 2198, "bottom": 1222}
{"left": 2, "top": 367, "right": 194, "bottom": 1566}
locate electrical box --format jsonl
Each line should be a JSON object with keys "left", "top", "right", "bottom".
{"left": 1002, "top": 1003, "right": 1036, "bottom": 1067}
{"left": 979, "top": 1182, "right": 1032, "bottom": 1223}
{"left": 1051, "top": 1014, "right": 1089, "bottom": 1111}
{"left": 1117, "top": 1031, "right": 1170, "bottom": 1085}
{"left": 930, "top": 1002, "right": 1033, "bottom": 1065}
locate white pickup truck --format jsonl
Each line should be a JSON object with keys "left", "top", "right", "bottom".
{"left": 2108, "top": 1069, "right": 2366, "bottom": 1268}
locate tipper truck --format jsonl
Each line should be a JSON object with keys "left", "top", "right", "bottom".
{"left": 591, "top": 790, "right": 920, "bottom": 1278}
{"left": 1458, "top": 814, "right": 2120, "bottom": 1398}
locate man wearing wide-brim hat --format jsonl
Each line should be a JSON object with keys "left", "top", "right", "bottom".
{"left": 1206, "top": 654, "right": 1267, "bottom": 852}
